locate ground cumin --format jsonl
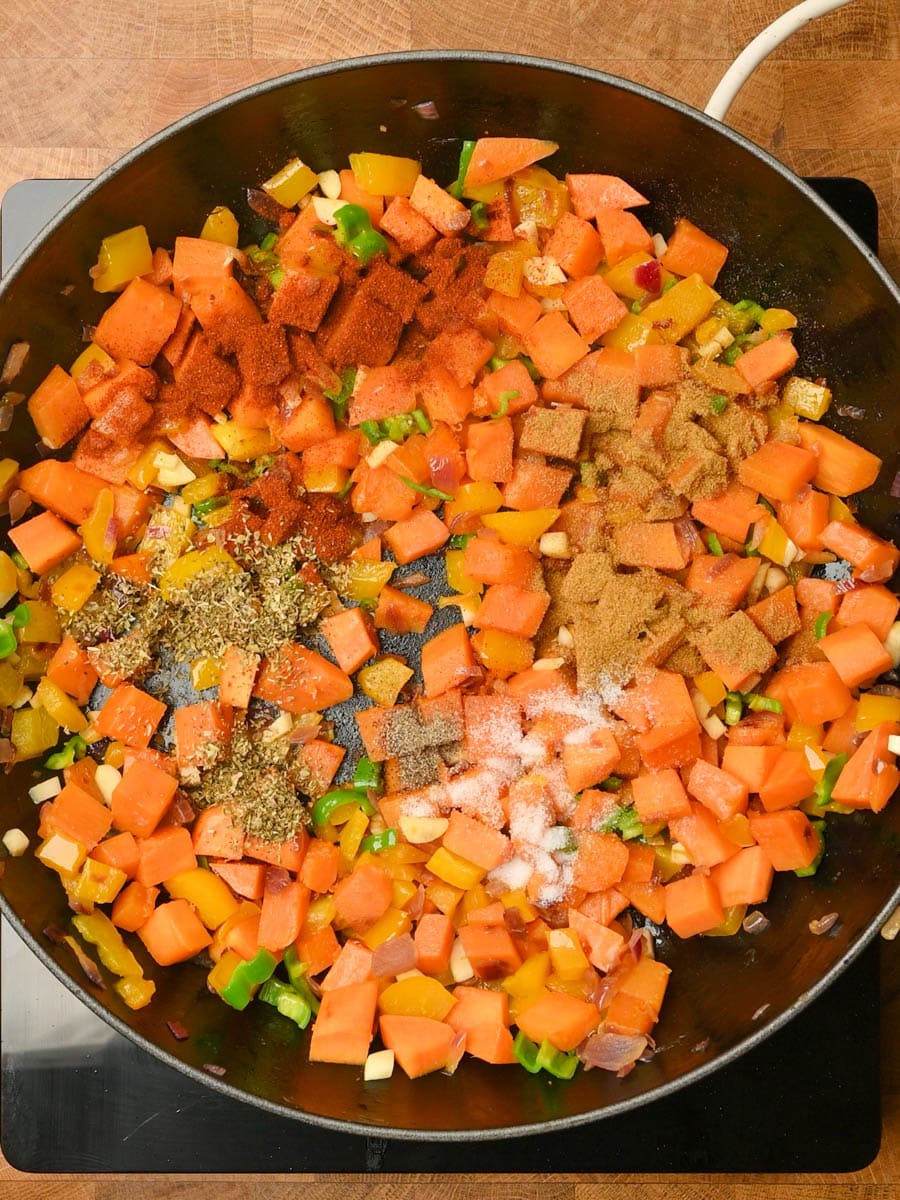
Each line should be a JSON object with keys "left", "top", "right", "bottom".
{"left": 696, "top": 611, "right": 778, "bottom": 682}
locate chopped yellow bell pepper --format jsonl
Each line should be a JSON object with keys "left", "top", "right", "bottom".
{"left": 349, "top": 152, "right": 420, "bottom": 198}
{"left": 426, "top": 846, "right": 485, "bottom": 891}
{"left": 640, "top": 274, "right": 719, "bottom": 343}
{"left": 262, "top": 158, "right": 318, "bottom": 207}
{"left": 601, "top": 311, "right": 663, "bottom": 352}
{"left": 360, "top": 907, "right": 413, "bottom": 950}
{"left": 379, "top": 843, "right": 431, "bottom": 867}
{"left": 16, "top": 645, "right": 55, "bottom": 680}
{"left": 547, "top": 928, "right": 590, "bottom": 980}
{"left": 460, "top": 883, "right": 491, "bottom": 920}
{"left": 444, "top": 549, "right": 483, "bottom": 595}
{"left": 782, "top": 375, "right": 832, "bottom": 421}
{"left": 379, "top": 975, "right": 456, "bottom": 1020}
{"left": 757, "top": 517, "right": 794, "bottom": 567}
{"left": 158, "top": 546, "right": 240, "bottom": 601}
{"left": 34, "top": 677, "right": 89, "bottom": 733}
{"left": 0, "top": 550, "right": 18, "bottom": 605}
{"left": 702, "top": 904, "right": 748, "bottom": 937}
{"left": 766, "top": 399, "right": 800, "bottom": 440}
{"left": 481, "top": 508, "right": 560, "bottom": 546}
{"left": 502, "top": 951, "right": 551, "bottom": 999}
{"left": 115, "top": 974, "right": 156, "bottom": 1009}
{"left": 181, "top": 472, "right": 224, "bottom": 507}
{"left": 127, "top": 439, "right": 170, "bottom": 491}
{"left": 70, "top": 342, "right": 115, "bottom": 381}
{"left": 425, "top": 880, "right": 463, "bottom": 918}
{"left": 0, "top": 661, "right": 24, "bottom": 707}
{"left": 759, "top": 308, "right": 797, "bottom": 334}
{"left": 391, "top": 879, "right": 419, "bottom": 910}
{"left": 304, "top": 464, "right": 350, "bottom": 494}
{"left": 357, "top": 657, "right": 413, "bottom": 707}
{"left": 200, "top": 205, "right": 240, "bottom": 247}
{"left": 303, "top": 895, "right": 336, "bottom": 933}
{"left": 0, "top": 458, "right": 19, "bottom": 506}
{"left": 92, "top": 225, "right": 153, "bottom": 293}
{"left": 786, "top": 722, "right": 825, "bottom": 749}
{"left": 339, "top": 806, "right": 370, "bottom": 873}
{"left": 828, "top": 494, "right": 855, "bottom": 524}
{"left": 856, "top": 693, "right": 900, "bottom": 731}
{"left": 501, "top": 889, "right": 537, "bottom": 923}
{"left": 51, "top": 563, "right": 100, "bottom": 613}
{"left": 483, "top": 240, "right": 538, "bottom": 297}
{"left": 438, "top": 593, "right": 481, "bottom": 626}
{"left": 510, "top": 166, "right": 570, "bottom": 228}
{"left": 720, "top": 813, "right": 755, "bottom": 848}
{"left": 211, "top": 420, "right": 279, "bottom": 463}
{"left": 337, "top": 559, "right": 396, "bottom": 603}
{"left": 17, "top": 600, "right": 61, "bottom": 644}
{"left": 80, "top": 487, "right": 116, "bottom": 565}
{"left": 471, "top": 628, "right": 534, "bottom": 677}
{"left": 166, "top": 867, "right": 241, "bottom": 929}
{"left": 443, "top": 481, "right": 503, "bottom": 526}
{"left": 190, "top": 656, "right": 222, "bottom": 691}
{"left": 11, "top": 705, "right": 60, "bottom": 760}
{"left": 36, "top": 832, "right": 86, "bottom": 878}
{"left": 694, "top": 671, "right": 727, "bottom": 708}
{"left": 104, "top": 741, "right": 126, "bottom": 768}
{"left": 66, "top": 860, "right": 128, "bottom": 909}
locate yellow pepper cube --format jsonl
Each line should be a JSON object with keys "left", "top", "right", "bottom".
{"left": 603, "top": 252, "right": 654, "bottom": 300}
{"left": 68, "top": 859, "right": 128, "bottom": 907}
{"left": 693, "top": 671, "right": 727, "bottom": 708}
{"left": 34, "top": 677, "right": 88, "bottom": 734}
{"left": 640, "top": 274, "right": 719, "bottom": 343}
{"left": 501, "top": 889, "right": 537, "bottom": 923}
{"left": 720, "top": 813, "right": 755, "bottom": 848}
{"left": 855, "top": 693, "right": 900, "bottom": 732}
{"left": 601, "top": 311, "right": 662, "bottom": 352}
{"left": 360, "top": 907, "right": 413, "bottom": 950}
{"left": 339, "top": 806, "right": 370, "bottom": 873}
{"left": 0, "top": 662, "right": 24, "bottom": 708}
{"left": 181, "top": 472, "right": 224, "bottom": 507}
{"left": 207, "top": 948, "right": 242, "bottom": 994}
{"left": 0, "top": 550, "right": 18, "bottom": 604}
{"left": 828, "top": 494, "right": 856, "bottom": 524}
{"left": 481, "top": 508, "right": 560, "bottom": 547}
{"left": 11, "top": 704, "right": 60, "bottom": 761}
{"left": 766, "top": 399, "right": 800, "bottom": 441}
{"left": 445, "top": 549, "right": 483, "bottom": 595}
{"left": 357, "top": 658, "right": 414, "bottom": 707}
{"left": 702, "top": 903, "right": 748, "bottom": 937}
{"left": 166, "top": 867, "right": 241, "bottom": 929}
{"left": 471, "top": 629, "right": 533, "bottom": 677}
{"left": 0, "top": 458, "right": 20, "bottom": 506}
{"left": 378, "top": 975, "right": 456, "bottom": 1020}
{"left": 443, "top": 481, "right": 503, "bottom": 526}
{"left": 303, "top": 895, "right": 336, "bottom": 933}
{"left": 349, "top": 152, "right": 421, "bottom": 197}
{"left": 104, "top": 741, "right": 127, "bottom": 769}
{"left": 51, "top": 563, "right": 100, "bottom": 614}
{"left": 547, "top": 928, "right": 590, "bottom": 981}
{"left": 200, "top": 205, "right": 240, "bottom": 247}
{"left": 438, "top": 593, "right": 481, "bottom": 627}
{"left": 786, "top": 722, "right": 825, "bottom": 749}
{"left": 426, "top": 846, "right": 485, "bottom": 891}
{"left": 782, "top": 376, "right": 832, "bottom": 422}
{"left": 546, "top": 973, "right": 593, "bottom": 1000}
{"left": 460, "top": 883, "right": 491, "bottom": 920}
{"left": 190, "top": 656, "right": 222, "bottom": 691}
{"left": 92, "top": 225, "right": 153, "bottom": 293}
{"left": 262, "top": 158, "right": 318, "bottom": 207}
{"left": 37, "top": 832, "right": 87, "bottom": 878}
{"left": 425, "top": 880, "right": 463, "bottom": 918}
{"left": 484, "top": 246, "right": 529, "bottom": 298}
{"left": 502, "top": 950, "right": 551, "bottom": 999}
{"left": 391, "top": 879, "right": 419, "bottom": 909}
{"left": 115, "top": 974, "right": 156, "bottom": 1010}
{"left": 757, "top": 517, "right": 792, "bottom": 566}
{"left": 211, "top": 420, "right": 279, "bottom": 463}
{"left": 80, "top": 487, "right": 117, "bottom": 565}
{"left": 380, "top": 843, "right": 430, "bottom": 867}
{"left": 127, "top": 439, "right": 170, "bottom": 492}
{"left": 158, "top": 546, "right": 240, "bottom": 601}
{"left": 17, "top": 600, "right": 61, "bottom": 644}
{"left": 70, "top": 342, "right": 115, "bottom": 381}
{"left": 303, "top": 464, "right": 350, "bottom": 494}
{"left": 339, "top": 559, "right": 395, "bottom": 602}
{"left": 759, "top": 308, "right": 797, "bottom": 334}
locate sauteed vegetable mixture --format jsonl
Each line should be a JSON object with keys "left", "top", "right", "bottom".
{"left": 1, "top": 137, "right": 898, "bottom": 1082}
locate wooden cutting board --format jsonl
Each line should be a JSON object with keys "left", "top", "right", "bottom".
{"left": 0, "top": 0, "right": 897, "bottom": 1194}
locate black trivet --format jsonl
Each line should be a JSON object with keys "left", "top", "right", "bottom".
{"left": 0, "top": 175, "right": 882, "bottom": 1174}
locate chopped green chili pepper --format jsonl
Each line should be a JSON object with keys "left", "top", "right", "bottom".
{"left": 218, "top": 947, "right": 279, "bottom": 1011}
{"left": 579, "top": 461, "right": 600, "bottom": 488}
{"left": 0, "top": 621, "right": 16, "bottom": 659}
{"left": 260, "top": 231, "right": 279, "bottom": 251}
{"left": 814, "top": 612, "right": 833, "bottom": 640}
{"left": 536, "top": 1039, "right": 579, "bottom": 1080}
{"left": 744, "top": 536, "right": 760, "bottom": 557}
{"left": 209, "top": 459, "right": 243, "bottom": 476}
{"left": 248, "top": 454, "right": 277, "bottom": 480}
{"left": 333, "top": 203, "right": 388, "bottom": 265}
{"left": 381, "top": 413, "right": 414, "bottom": 442}
{"left": 324, "top": 368, "right": 357, "bottom": 423}
{"left": 44, "top": 733, "right": 87, "bottom": 770}
{"left": 400, "top": 477, "right": 454, "bottom": 503}
{"left": 448, "top": 533, "right": 473, "bottom": 549}
{"left": 629, "top": 300, "right": 643, "bottom": 315}
{"left": 513, "top": 1030, "right": 542, "bottom": 1074}
{"left": 814, "top": 752, "right": 848, "bottom": 808}
{"left": 9, "top": 603, "right": 30, "bottom": 628}
{"left": 707, "top": 531, "right": 724, "bottom": 557}
{"left": 352, "top": 756, "right": 383, "bottom": 794}
{"left": 360, "top": 419, "right": 386, "bottom": 445}
{"left": 268, "top": 267, "right": 284, "bottom": 289}
{"left": 311, "top": 789, "right": 376, "bottom": 828}
{"left": 192, "top": 496, "right": 229, "bottom": 523}
{"left": 733, "top": 298, "right": 766, "bottom": 324}
{"left": 795, "top": 819, "right": 826, "bottom": 877}
{"left": 448, "top": 140, "right": 477, "bottom": 199}
{"left": 411, "top": 408, "right": 432, "bottom": 434}
{"left": 469, "top": 202, "right": 489, "bottom": 231}
{"left": 744, "top": 693, "right": 783, "bottom": 715}
{"left": 360, "top": 828, "right": 399, "bottom": 854}
{"left": 599, "top": 775, "right": 623, "bottom": 793}
{"left": 492, "top": 389, "right": 519, "bottom": 419}
{"left": 258, "top": 977, "right": 312, "bottom": 1029}
{"left": 600, "top": 805, "right": 644, "bottom": 841}
{"left": 488, "top": 355, "right": 511, "bottom": 372}
{"left": 709, "top": 394, "right": 729, "bottom": 415}
{"left": 724, "top": 692, "right": 744, "bottom": 726}
{"left": 9, "top": 551, "right": 27, "bottom": 571}
{"left": 661, "top": 278, "right": 677, "bottom": 294}
{"left": 518, "top": 356, "right": 541, "bottom": 381}
{"left": 336, "top": 475, "right": 354, "bottom": 500}
{"left": 283, "top": 946, "right": 321, "bottom": 1013}
{"left": 722, "top": 341, "right": 748, "bottom": 366}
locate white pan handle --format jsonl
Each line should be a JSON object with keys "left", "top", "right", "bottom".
{"left": 705, "top": 0, "right": 854, "bottom": 121}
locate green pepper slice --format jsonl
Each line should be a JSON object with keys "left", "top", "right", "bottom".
{"left": 814, "top": 752, "right": 849, "bottom": 808}
{"left": 513, "top": 1030, "right": 542, "bottom": 1074}
{"left": 311, "top": 789, "right": 376, "bottom": 828}
{"left": 352, "top": 756, "right": 383, "bottom": 794}
{"left": 360, "top": 828, "right": 398, "bottom": 855}
{"left": 536, "top": 1039, "right": 579, "bottom": 1080}
{"left": 218, "top": 947, "right": 278, "bottom": 1011}
{"left": 258, "top": 977, "right": 312, "bottom": 1029}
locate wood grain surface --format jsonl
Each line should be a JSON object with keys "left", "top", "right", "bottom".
{"left": 0, "top": 0, "right": 898, "bottom": 1193}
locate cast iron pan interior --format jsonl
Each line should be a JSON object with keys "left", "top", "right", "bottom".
{"left": 0, "top": 52, "right": 898, "bottom": 1138}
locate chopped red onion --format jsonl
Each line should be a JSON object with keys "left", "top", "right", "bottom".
{"left": 443, "top": 1030, "right": 467, "bottom": 1075}
{"left": 673, "top": 515, "right": 703, "bottom": 560}
{"left": 406, "top": 884, "right": 426, "bottom": 921}
{"left": 394, "top": 571, "right": 430, "bottom": 589}
{"left": 43, "top": 926, "right": 106, "bottom": 989}
{"left": 0, "top": 341, "right": 29, "bottom": 387}
{"left": 0, "top": 404, "right": 13, "bottom": 434}
{"left": 835, "top": 404, "right": 865, "bottom": 421}
{"left": 8, "top": 489, "right": 31, "bottom": 525}
{"left": 372, "top": 932, "right": 416, "bottom": 979}
{"left": 167, "top": 1020, "right": 190, "bottom": 1041}
{"left": 752, "top": 1003, "right": 770, "bottom": 1021}
{"left": 579, "top": 1031, "right": 647, "bottom": 1073}
{"left": 627, "top": 927, "right": 654, "bottom": 962}
{"left": 809, "top": 911, "right": 841, "bottom": 936}
{"left": 288, "top": 722, "right": 320, "bottom": 745}
{"left": 104, "top": 516, "right": 120, "bottom": 550}
{"left": 411, "top": 100, "right": 440, "bottom": 120}
{"left": 747, "top": 520, "right": 765, "bottom": 552}
{"left": 503, "top": 906, "right": 527, "bottom": 935}
{"left": 742, "top": 910, "right": 771, "bottom": 935}
{"left": 690, "top": 1037, "right": 711, "bottom": 1054}
{"left": 164, "top": 791, "right": 196, "bottom": 828}
{"left": 264, "top": 866, "right": 291, "bottom": 895}
{"left": 203, "top": 1063, "right": 226, "bottom": 1077}
{"left": 891, "top": 471, "right": 900, "bottom": 500}
{"left": 869, "top": 684, "right": 900, "bottom": 699}
{"left": 429, "top": 454, "right": 459, "bottom": 492}
{"left": 0, "top": 738, "right": 14, "bottom": 764}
